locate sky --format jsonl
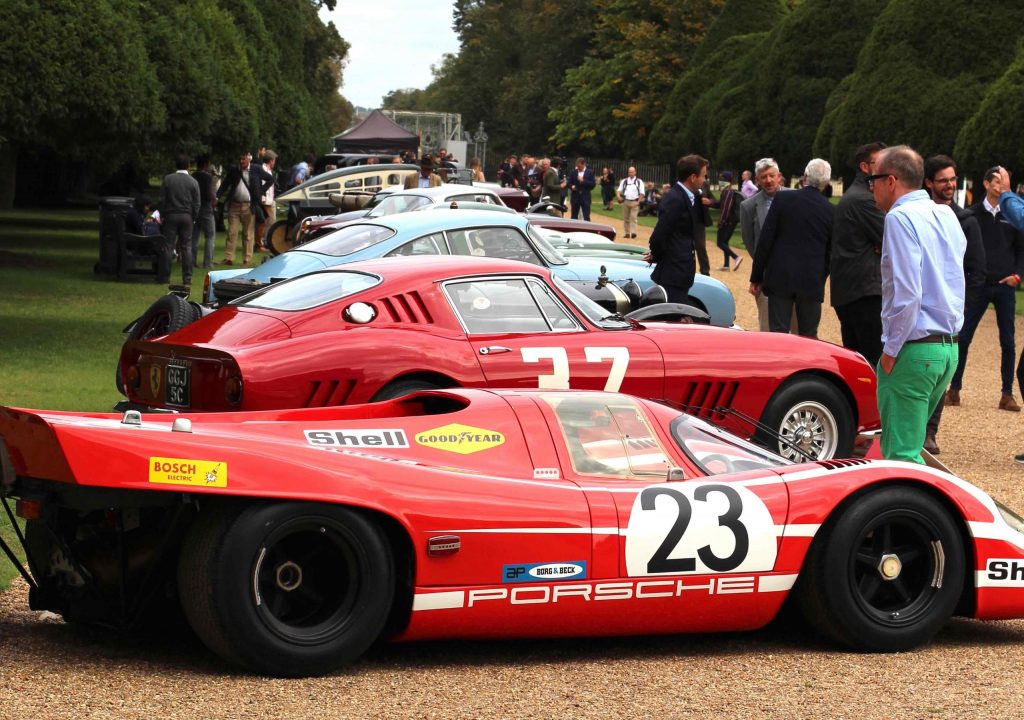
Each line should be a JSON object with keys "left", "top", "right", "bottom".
{"left": 322, "top": 0, "right": 461, "bottom": 110}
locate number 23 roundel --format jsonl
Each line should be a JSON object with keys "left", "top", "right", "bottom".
{"left": 624, "top": 482, "right": 779, "bottom": 577}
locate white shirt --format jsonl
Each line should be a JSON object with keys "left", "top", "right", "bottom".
{"left": 983, "top": 196, "right": 999, "bottom": 218}
{"left": 618, "top": 176, "right": 643, "bottom": 200}
{"left": 262, "top": 163, "right": 275, "bottom": 204}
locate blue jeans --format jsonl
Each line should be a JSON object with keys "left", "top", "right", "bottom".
{"left": 950, "top": 283, "right": 1016, "bottom": 394}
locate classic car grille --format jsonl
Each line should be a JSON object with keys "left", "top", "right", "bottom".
{"left": 378, "top": 291, "right": 433, "bottom": 324}
{"left": 676, "top": 380, "right": 739, "bottom": 418}
{"left": 304, "top": 379, "right": 356, "bottom": 407}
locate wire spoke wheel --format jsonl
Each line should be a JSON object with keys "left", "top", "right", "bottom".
{"left": 777, "top": 400, "right": 839, "bottom": 461}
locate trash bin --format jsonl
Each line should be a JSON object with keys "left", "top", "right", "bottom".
{"left": 96, "top": 196, "right": 134, "bottom": 276}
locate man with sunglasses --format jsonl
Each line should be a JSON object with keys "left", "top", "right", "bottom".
{"left": 868, "top": 146, "right": 966, "bottom": 463}
{"left": 945, "top": 166, "right": 1024, "bottom": 413}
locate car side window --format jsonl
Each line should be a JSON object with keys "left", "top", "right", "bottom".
{"left": 385, "top": 233, "right": 447, "bottom": 257}
{"left": 525, "top": 278, "right": 579, "bottom": 330}
{"left": 542, "top": 394, "right": 672, "bottom": 477}
{"left": 445, "top": 278, "right": 553, "bottom": 334}
{"left": 447, "top": 227, "right": 543, "bottom": 266}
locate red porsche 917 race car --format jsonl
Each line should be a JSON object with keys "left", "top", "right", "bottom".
{"left": 119, "top": 256, "right": 879, "bottom": 462}
{"left": 3, "top": 388, "right": 1024, "bottom": 677}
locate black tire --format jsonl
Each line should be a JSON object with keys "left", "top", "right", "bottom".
{"left": 267, "top": 220, "right": 292, "bottom": 256}
{"left": 115, "top": 294, "right": 200, "bottom": 394}
{"left": 757, "top": 376, "right": 854, "bottom": 461}
{"left": 178, "top": 502, "right": 394, "bottom": 677}
{"left": 371, "top": 378, "right": 443, "bottom": 402}
{"left": 796, "top": 486, "right": 964, "bottom": 652}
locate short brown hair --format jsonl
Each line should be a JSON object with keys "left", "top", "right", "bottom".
{"left": 923, "top": 154, "right": 956, "bottom": 183}
{"left": 876, "top": 145, "right": 924, "bottom": 189}
{"left": 677, "top": 154, "right": 709, "bottom": 182}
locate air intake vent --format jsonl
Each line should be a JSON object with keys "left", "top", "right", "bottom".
{"left": 303, "top": 379, "right": 356, "bottom": 407}
{"left": 379, "top": 291, "right": 433, "bottom": 324}
{"left": 677, "top": 381, "right": 739, "bottom": 419}
{"left": 814, "top": 457, "right": 870, "bottom": 470}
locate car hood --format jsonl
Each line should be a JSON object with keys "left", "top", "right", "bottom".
{"left": 230, "top": 252, "right": 331, "bottom": 283}
{"left": 561, "top": 255, "right": 650, "bottom": 284}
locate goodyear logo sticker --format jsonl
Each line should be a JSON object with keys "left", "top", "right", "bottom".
{"left": 414, "top": 423, "right": 505, "bottom": 454}
{"left": 149, "top": 457, "right": 227, "bottom": 488}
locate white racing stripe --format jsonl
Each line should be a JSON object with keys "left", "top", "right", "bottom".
{"left": 413, "top": 591, "right": 466, "bottom": 611}
{"left": 758, "top": 574, "right": 798, "bottom": 592}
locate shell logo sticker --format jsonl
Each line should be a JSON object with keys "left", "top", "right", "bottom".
{"left": 414, "top": 423, "right": 505, "bottom": 454}
{"left": 149, "top": 457, "right": 228, "bottom": 488}
{"left": 149, "top": 365, "right": 161, "bottom": 397}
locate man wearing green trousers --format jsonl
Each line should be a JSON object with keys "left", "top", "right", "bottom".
{"left": 869, "top": 146, "right": 966, "bottom": 463}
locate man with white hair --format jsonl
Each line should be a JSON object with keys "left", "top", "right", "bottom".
{"left": 749, "top": 158, "right": 834, "bottom": 338}
{"left": 739, "top": 158, "right": 790, "bottom": 330}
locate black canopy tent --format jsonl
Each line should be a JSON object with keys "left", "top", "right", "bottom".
{"left": 331, "top": 110, "right": 419, "bottom": 155}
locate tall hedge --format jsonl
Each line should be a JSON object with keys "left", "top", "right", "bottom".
{"left": 955, "top": 39, "right": 1024, "bottom": 179}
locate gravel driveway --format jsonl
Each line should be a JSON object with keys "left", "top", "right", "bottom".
{"left": 3, "top": 228, "right": 1024, "bottom": 718}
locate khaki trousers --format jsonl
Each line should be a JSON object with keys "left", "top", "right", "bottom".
{"left": 622, "top": 199, "right": 639, "bottom": 237}
{"left": 226, "top": 202, "right": 254, "bottom": 263}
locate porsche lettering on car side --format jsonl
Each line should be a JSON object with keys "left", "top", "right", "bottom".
{"left": 4, "top": 388, "right": 1024, "bottom": 678}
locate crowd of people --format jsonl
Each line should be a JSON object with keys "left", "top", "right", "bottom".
{"left": 633, "top": 145, "right": 1024, "bottom": 466}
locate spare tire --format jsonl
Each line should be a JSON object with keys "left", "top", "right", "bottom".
{"left": 115, "top": 294, "right": 201, "bottom": 394}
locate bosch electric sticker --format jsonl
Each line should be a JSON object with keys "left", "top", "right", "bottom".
{"left": 414, "top": 423, "right": 505, "bottom": 454}
{"left": 503, "top": 561, "right": 587, "bottom": 583}
{"left": 305, "top": 428, "right": 409, "bottom": 448}
{"left": 624, "top": 481, "right": 778, "bottom": 577}
{"left": 149, "top": 457, "right": 227, "bottom": 488}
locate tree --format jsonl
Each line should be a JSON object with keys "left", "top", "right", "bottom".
{"left": 815, "top": 0, "right": 1024, "bottom": 179}
{"left": 550, "top": 0, "right": 725, "bottom": 159}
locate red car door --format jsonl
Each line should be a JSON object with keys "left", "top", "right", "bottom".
{"left": 441, "top": 274, "right": 665, "bottom": 397}
{"left": 532, "top": 392, "right": 791, "bottom": 636}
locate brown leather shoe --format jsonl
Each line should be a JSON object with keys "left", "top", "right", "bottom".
{"left": 1000, "top": 394, "right": 1021, "bottom": 412}
{"left": 945, "top": 388, "right": 960, "bottom": 406}
{"left": 923, "top": 434, "right": 940, "bottom": 455}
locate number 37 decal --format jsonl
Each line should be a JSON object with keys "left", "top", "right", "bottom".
{"left": 521, "top": 346, "right": 630, "bottom": 392}
{"left": 624, "top": 482, "right": 779, "bottom": 577}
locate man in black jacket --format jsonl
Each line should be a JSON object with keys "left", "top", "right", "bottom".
{"left": 830, "top": 142, "right": 886, "bottom": 366}
{"left": 947, "top": 166, "right": 1024, "bottom": 412}
{"left": 217, "top": 152, "right": 272, "bottom": 265}
{"left": 749, "top": 158, "right": 834, "bottom": 338}
{"left": 645, "top": 154, "right": 707, "bottom": 303}
{"left": 922, "top": 155, "right": 986, "bottom": 453}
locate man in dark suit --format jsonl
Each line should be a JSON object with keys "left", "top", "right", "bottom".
{"left": 749, "top": 158, "right": 835, "bottom": 338}
{"left": 645, "top": 154, "right": 708, "bottom": 303}
{"left": 947, "top": 165, "right": 1024, "bottom": 412}
{"left": 568, "top": 157, "right": 596, "bottom": 221}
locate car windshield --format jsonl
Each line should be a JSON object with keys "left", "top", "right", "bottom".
{"left": 526, "top": 225, "right": 569, "bottom": 266}
{"left": 233, "top": 271, "right": 381, "bottom": 311}
{"left": 300, "top": 224, "right": 396, "bottom": 257}
{"left": 669, "top": 413, "right": 789, "bottom": 474}
{"left": 551, "top": 275, "right": 631, "bottom": 329}
{"left": 367, "top": 194, "right": 432, "bottom": 217}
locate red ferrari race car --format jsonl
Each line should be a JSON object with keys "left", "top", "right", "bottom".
{"left": 120, "top": 256, "right": 878, "bottom": 462}
{"left": 3, "top": 388, "right": 1024, "bottom": 677}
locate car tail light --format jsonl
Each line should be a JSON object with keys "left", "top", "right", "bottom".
{"left": 225, "top": 375, "right": 243, "bottom": 406}
{"left": 16, "top": 498, "right": 42, "bottom": 521}
{"left": 125, "top": 364, "right": 140, "bottom": 390}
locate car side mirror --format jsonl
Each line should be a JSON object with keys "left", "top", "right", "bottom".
{"left": 667, "top": 467, "right": 686, "bottom": 482}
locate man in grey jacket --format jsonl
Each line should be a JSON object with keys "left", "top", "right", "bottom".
{"left": 159, "top": 154, "right": 200, "bottom": 285}
{"left": 830, "top": 142, "right": 886, "bottom": 366}
{"left": 739, "top": 158, "right": 787, "bottom": 330}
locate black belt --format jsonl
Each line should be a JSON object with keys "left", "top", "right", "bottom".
{"left": 907, "top": 334, "right": 958, "bottom": 344}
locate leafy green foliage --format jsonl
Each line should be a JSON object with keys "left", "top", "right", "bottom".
{"left": 955, "top": 39, "right": 1024, "bottom": 178}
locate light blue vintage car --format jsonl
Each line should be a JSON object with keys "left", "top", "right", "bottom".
{"left": 204, "top": 209, "right": 736, "bottom": 327}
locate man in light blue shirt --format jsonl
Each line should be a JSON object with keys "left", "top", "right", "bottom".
{"left": 869, "top": 145, "right": 966, "bottom": 462}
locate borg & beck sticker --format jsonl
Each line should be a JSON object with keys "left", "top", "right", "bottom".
{"left": 305, "top": 429, "right": 409, "bottom": 448}
{"left": 149, "top": 457, "right": 227, "bottom": 488}
{"left": 414, "top": 423, "right": 505, "bottom": 454}
{"left": 504, "top": 561, "right": 587, "bottom": 583}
